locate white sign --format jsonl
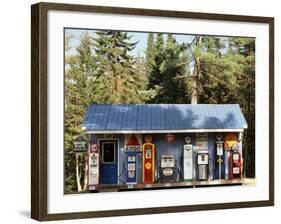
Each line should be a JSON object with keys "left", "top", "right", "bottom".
{"left": 125, "top": 145, "right": 142, "bottom": 152}
{"left": 196, "top": 133, "right": 208, "bottom": 150}
{"left": 216, "top": 142, "right": 223, "bottom": 156}
{"left": 128, "top": 164, "right": 136, "bottom": 170}
{"left": 233, "top": 167, "right": 240, "bottom": 174}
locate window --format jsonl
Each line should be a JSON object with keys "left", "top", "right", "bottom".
{"left": 102, "top": 142, "right": 115, "bottom": 163}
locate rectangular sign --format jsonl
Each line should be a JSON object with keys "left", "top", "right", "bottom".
{"left": 73, "top": 140, "right": 87, "bottom": 152}
{"left": 196, "top": 133, "right": 208, "bottom": 150}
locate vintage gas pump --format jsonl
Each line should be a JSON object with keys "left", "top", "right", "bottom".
{"left": 159, "top": 155, "right": 176, "bottom": 183}
{"left": 230, "top": 143, "right": 242, "bottom": 179}
{"left": 197, "top": 151, "right": 209, "bottom": 180}
{"left": 142, "top": 135, "right": 155, "bottom": 184}
{"left": 214, "top": 134, "right": 225, "bottom": 179}
{"left": 88, "top": 143, "right": 100, "bottom": 188}
{"left": 183, "top": 136, "right": 193, "bottom": 181}
{"left": 224, "top": 133, "right": 239, "bottom": 179}
{"left": 124, "top": 134, "right": 142, "bottom": 184}
{"left": 126, "top": 152, "right": 137, "bottom": 184}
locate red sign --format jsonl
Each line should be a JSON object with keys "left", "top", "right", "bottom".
{"left": 127, "top": 134, "right": 140, "bottom": 146}
{"left": 165, "top": 134, "right": 175, "bottom": 143}
{"left": 125, "top": 134, "right": 142, "bottom": 152}
{"left": 90, "top": 143, "right": 99, "bottom": 153}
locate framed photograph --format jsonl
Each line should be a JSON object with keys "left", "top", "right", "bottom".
{"left": 31, "top": 2, "right": 274, "bottom": 221}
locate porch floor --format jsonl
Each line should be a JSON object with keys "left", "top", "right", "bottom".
{"left": 89, "top": 178, "right": 255, "bottom": 192}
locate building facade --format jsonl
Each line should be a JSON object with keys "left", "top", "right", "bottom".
{"left": 83, "top": 104, "right": 248, "bottom": 191}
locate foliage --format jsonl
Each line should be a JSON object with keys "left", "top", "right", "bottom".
{"left": 154, "top": 34, "right": 189, "bottom": 103}
{"left": 93, "top": 31, "right": 142, "bottom": 103}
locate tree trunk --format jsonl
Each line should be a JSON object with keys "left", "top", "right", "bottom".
{"left": 83, "top": 155, "right": 89, "bottom": 191}
{"left": 191, "top": 36, "right": 202, "bottom": 104}
{"left": 76, "top": 154, "right": 82, "bottom": 192}
{"left": 191, "top": 74, "right": 199, "bottom": 104}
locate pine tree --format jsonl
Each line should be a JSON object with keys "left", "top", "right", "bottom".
{"left": 93, "top": 31, "right": 142, "bottom": 103}
{"left": 198, "top": 36, "right": 240, "bottom": 104}
{"left": 154, "top": 34, "right": 188, "bottom": 103}
{"left": 145, "top": 33, "right": 156, "bottom": 74}
{"left": 147, "top": 33, "right": 165, "bottom": 90}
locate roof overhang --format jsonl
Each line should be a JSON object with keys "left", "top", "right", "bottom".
{"left": 82, "top": 128, "right": 245, "bottom": 134}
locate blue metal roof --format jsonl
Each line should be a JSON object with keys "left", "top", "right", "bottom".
{"left": 83, "top": 104, "right": 248, "bottom": 133}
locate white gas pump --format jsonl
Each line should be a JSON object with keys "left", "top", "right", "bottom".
{"left": 88, "top": 143, "right": 100, "bottom": 188}
{"left": 183, "top": 136, "right": 193, "bottom": 181}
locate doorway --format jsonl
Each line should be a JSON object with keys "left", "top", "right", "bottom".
{"left": 99, "top": 140, "right": 118, "bottom": 184}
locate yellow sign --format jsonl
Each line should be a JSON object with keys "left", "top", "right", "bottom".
{"left": 145, "top": 162, "right": 152, "bottom": 170}
{"left": 144, "top": 135, "right": 153, "bottom": 143}
{"left": 224, "top": 133, "right": 238, "bottom": 149}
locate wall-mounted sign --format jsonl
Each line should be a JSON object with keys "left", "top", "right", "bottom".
{"left": 103, "top": 134, "right": 114, "bottom": 139}
{"left": 165, "top": 134, "right": 175, "bottom": 143}
{"left": 196, "top": 133, "right": 208, "bottom": 150}
{"left": 73, "top": 136, "right": 88, "bottom": 152}
{"left": 125, "top": 145, "right": 142, "bottom": 152}
{"left": 144, "top": 135, "right": 153, "bottom": 143}
{"left": 90, "top": 143, "right": 99, "bottom": 153}
{"left": 224, "top": 133, "right": 238, "bottom": 149}
{"left": 125, "top": 134, "right": 142, "bottom": 152}
{"left": 216, "top": 142, "right": 224, "bottom": 156}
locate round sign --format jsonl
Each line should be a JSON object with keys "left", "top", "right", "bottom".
{"left": 145, "top": 162, "right": 152, "bottom": 169}
{"left": 216, "top": 133, "right": 223, "bottom": 141}
{"left": 144, "top": 135, "right": 153, "bottom": 143}
{"left": 185, "top": 136, "right": 191, "bottom": 144}
{"left": 232, "top": 143, "right": 239, "bottom": 152}
{"left": 90, "top": 143, "right": 99, "bottom": 153}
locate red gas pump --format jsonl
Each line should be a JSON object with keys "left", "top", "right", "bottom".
{"left": 142, "top": 135, "right": 155, "bottom": 184}
{"left": 229, "top": 143, "right": 242, "bottom": 179}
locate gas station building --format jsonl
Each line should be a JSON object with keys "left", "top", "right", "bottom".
{"left": 83, "top": 104, "right": 248, "bottom": 191}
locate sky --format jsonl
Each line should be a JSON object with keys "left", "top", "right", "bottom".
{"left": 65, "top": 28, "right": 196, "bottom": 57}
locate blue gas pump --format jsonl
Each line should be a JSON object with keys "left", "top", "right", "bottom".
{"left": 126, "top": 152, "right": 137, "bottom": 184}
{"left": 214, "top": 134, "right": 225, "bottom": 179}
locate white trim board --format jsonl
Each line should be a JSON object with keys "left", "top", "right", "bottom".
{"left": 84, "top": 129, "right": 245, "bottom": 134}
